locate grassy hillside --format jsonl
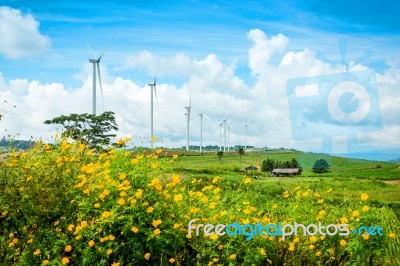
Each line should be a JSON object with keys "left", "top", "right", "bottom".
{"left": 169, "top": 150, "right": 400, "bottom": 212}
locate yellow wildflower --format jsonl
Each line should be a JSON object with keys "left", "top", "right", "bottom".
{"left": 144, "top": 252, "right": 151, "bottom": 260}
{"left": 361, "top": 193, "right": 369, "bottom": 201}
{"left": 65, "top": 245, "right": 72, "bottom": 252}
{"left": 131, "top": 226, "right": 139, "bottom": 233}
{"left": 88, "top": 240, "right": 95, "bottom": 247}
{"left": 62, "top": 257, "right": 69, "bottom": 265}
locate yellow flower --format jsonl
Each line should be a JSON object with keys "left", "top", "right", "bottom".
{"left": 288, "top": 243, "right": 295, "bottom": 251}
{"left": 12, "top": 238, "right": 18, "bottom": 244}
{"left": 88, "top": 240, "right": 95, "bottom": 247}
{"left": 152, "top": 219, "right": 162, "bottom": 227}
{"left": 353, "top": 210, "right": 360, "bottom": 217}
{"left": 34, "top": 249, "right": 41, "bottom": 256}
{"left": 154, "top": 228, "right": 161, "bottom": 235}
{"left": 109, "top": 235, "right": 115, "bottom": 241}
{"left": 389, "top": 232, "right": 396, "bottom": 239}
{"left": 111, "top": 263, "right": 120, "bottom": 266}
{"left": 340, "top": 217, "right": 349, "bottom": 224}
{"left": 210, "top": 233, "right": 218, "bottom": 240}
{"left": 135, "top": 189, "right": 143, "bottom": 199}
{"left": 174, "top": 194, "right": 183, "bottom": 202}
{"left": 212, "top": 176, "right": 220, "bottom": 183}
{"left": 173, "top": 154, "right": 178, "bottom": 159}
{"left": 317, "top": 199, "right": 324, "bottom": 204}
{"left": 272, "top": 204, "right": 278, "bottom": 209}
{"left": 169, "top": 258, "right": 176, "bottom": 263}
{"left": 62, "top": 257, "right": 69, "bottom": 265}
{"left": 361, "top": 193, "right": 369, "bottom": 201}
{"left": 310, "top": 236, "right": 317, "bottom": 243}
{"left": 340, "top": 239, "right": 346, "bottom": 246}
{"left": 132, "top": 158, "right": 139, "bottom": 164}
{"left": 218, "top": 245, "right": 223, "bottom": 250}
{"left": 362, "top": 205, "right": 369, "bottom": 212}
{"left": 131, "top": 226, "right": 139, "bottom": 233}
{"left": 119, "top": 173, "right": 127, "bottom": 180}
{"left": 151, "top": 163, "right": 158, "bottom": 169}
{"left": 327, "top": 188, "right": 333, "bottom": 193}
{"left": 229, "top": 254, "right": 237, "bottom": 260}
{"left": 81, "top": 221, "right": 88, "bottom": 227}
{"left": 118, "top": 198, "right": 125, "bottom": 206}
{"left": 156, "top": 148, "right": 163, "bottom": 154}
{"left": 362, "top": 233, "right": 370, "bottom": 240}
{"left": 309, "top": 245, "right": 315, "bottom": 250}
{"left": 171, "top": 223, "right": 181, "bottom": 230}
{"left": 65, "top": 245, "right": 72, "bottom": 252}
{"left": 316, "top": 251, "right": 321, "bottom": 257}
{"left": 43, "top": 260, "right": 49, "bottom": 265}
{"left": 27, "top": 239, "right": 33, "bottom": 244}
{"left": 260, "top": 248, "right": 266, "bottom": 255}
{"left": 94, "top": 203, "right": 100, "bottom": 208}
{"left": 144, "top": 252, "right": 151, "bottom": 260}
{"left": 244, "top": 178, "right": 252, "bottom": 184}
{"left": 9, "top": 232, "right": 14, "bottom": 238}
{"left": 147, "top": 207, "right": 154, "bottom": 213}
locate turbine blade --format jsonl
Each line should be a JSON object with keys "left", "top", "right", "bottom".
{"left": 99, "top": 32, "right": 117, "bottom": 60}
{"left": 86, "top": 42, "right": 97, "bottom": 59}
{"left": 97, "top": 62, "right": 105, "bottom": 112}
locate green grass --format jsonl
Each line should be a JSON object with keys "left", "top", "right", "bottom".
{"left": 168, "top": 150, "right": 400, "bottom": 217}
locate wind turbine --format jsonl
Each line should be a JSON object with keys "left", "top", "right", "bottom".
{"left": 242, "top": 121, "right": 248, "bottom": 149}
{"left": 148, "top": 74, "right": 159, "bottom": 149}
{"left": 223, "top": 117, "right": 227, "bottom": 152}
{"left": 184, "top": 96, "right": 191, "bottom": 152}
{"left": 86, "top": 33, "right": 116, "bottom": 115}
{"left": 227, "top": 122, "right": 232, "bottom": 152}
{"left": 199, "top": 107, "right": 210, "bottom": 153}
{"left": 218, "top": 121, "right": 223, "bottom": 151}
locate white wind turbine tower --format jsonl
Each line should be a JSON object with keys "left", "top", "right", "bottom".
{"left": 184, "top": 96, "right": 191, "bottom": 151}
{"left": 86, "top": 33, "right": 116, "bottom": 115}
{"left": 198, "top": 107, "right": 210, "bottom": 153}
{"left": 223, "top": 117, "right": 227, "bottom": 152}
{"left": 242, "top": 121, "right": 248, "bottom": 149}
{"left": 218, "top": 121, "right": 223, "bottom": 151}
{"left": 227, "top": 122, "right": 232, "bottom": 152}
{"left": 148, "top": 74, "right": 159, "bottom": 149}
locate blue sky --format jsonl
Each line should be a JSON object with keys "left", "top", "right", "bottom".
{"left": 0, "top": 0, "right": 399, "bottom": 160}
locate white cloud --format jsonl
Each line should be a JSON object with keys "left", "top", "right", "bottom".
{"left": 0, "top": 29, "right": 399, "bottom": 157}
{"left": 0, "top": 6, "right": 50, "bottom": 59}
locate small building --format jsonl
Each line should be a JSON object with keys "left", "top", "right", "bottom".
{"left": 271, "top": 168, "right": 300, "bottom": 177}
{"left": 242, "top": 165, "right": 258, "bottom": 175}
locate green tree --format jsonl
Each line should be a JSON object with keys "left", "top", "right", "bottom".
{"left": 44, "top": 111, "right": 118, "bottom": 150}
{"left": 312, "top": 159, "right": 330, "bottom": 173}
{"left": 237, "top": 147, "right": 245, "bottom": 164}
{"left": 217, "top": 151, "right": 224, "bottom": 164}
{"left": 290, "top": 158, "right": 303, "bottom": 173}
{"left": 261, "top": 158, "right": 275, "bottom": 172}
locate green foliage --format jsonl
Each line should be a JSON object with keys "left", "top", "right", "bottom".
{"left": 0, "top": 141, "right": 399, "bottom": 265}
{"left": 44, "top": 112, "right": 118, "bottom": 151}
{"left": 237, "top": 147, "right": 244, "bottom": 164}
{"left": 313, "top": 159, "right": 330, "bottom": 173}
{"left": 261, "top": 157, "right": 302, "bottom": 173}
{"left": 217, "top": 151, "right": 224, "bottom": 164}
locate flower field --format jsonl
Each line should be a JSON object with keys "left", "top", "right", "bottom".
{"left": 0, "top": 139, "right": 399, "bottom": 265}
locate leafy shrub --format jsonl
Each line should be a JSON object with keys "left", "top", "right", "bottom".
{"left": 312, "top": 159, "right": 330, "bottom": 173}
